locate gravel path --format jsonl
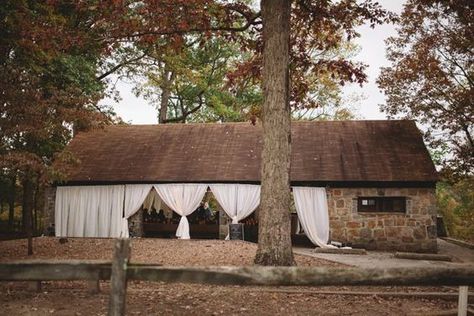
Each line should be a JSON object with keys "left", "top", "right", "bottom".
{"left": 294, "top": 238, "right": 474, "bottom": 270}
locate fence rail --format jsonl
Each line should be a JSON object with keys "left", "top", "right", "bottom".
{"left": 2, "top": 261, "right": 474, "bottom": 287}
{"left": 0, "top": 239, "right": 473, "bottom": 316}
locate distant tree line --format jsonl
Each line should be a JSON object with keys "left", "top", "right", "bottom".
{"left": 378, "top": 0, "right": 473, "bottom": 241}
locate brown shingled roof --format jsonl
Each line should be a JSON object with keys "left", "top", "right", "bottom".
{"left": 57, "top": 120, "right": 438, "bottom": 185}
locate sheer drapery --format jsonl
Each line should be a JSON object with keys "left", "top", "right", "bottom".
{"left": 154, "top": 184, "right": 208, "bottom": 239}
{"left": 55, "top": 184, "right": 206, "bottom": 239}
{"left": 55, "top": 186, "right": 73, "bottom": 237}
{"left": 83, "top": 188, "right": 98, "bottom": 236}
{"left": 99, "top": 185, "right": 125, "bottom": 237}
{"left": 121, "top": 184, "right": 154, "bottom": 237}
{"left": 143, "top": 189, "right": 162, "bottom": 212}
{"left": 55, "top": 185, "right": 124, "bottom": 237}
{"left": 292, "top": 187, "right": 335, "bottom": 248}
{"left": 55, "top": 184, "right": 334, "bottom": 244}
{"left": 209, "top": 184, "right": 260, "bottom": 224}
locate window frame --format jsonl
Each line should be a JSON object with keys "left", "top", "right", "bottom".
{"left": 357, "top": 196, "right": 407, "bottom": 213}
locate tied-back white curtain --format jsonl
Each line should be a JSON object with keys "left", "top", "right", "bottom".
{"left": 55, "top": 185, "right": 124, "bottom": 237}
{"left": 154, "top": 184, "right": 208, "bottom": 239}
{"left": 121, "top": 184, "right": 154, "bottom": 237}
{"left": 209, "top": 184, "right": 260, "bottom": 224}
{"left": 292, "top": 187, "right": 335, "bottom": 248}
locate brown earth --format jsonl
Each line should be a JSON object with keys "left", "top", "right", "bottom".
{"left": 0, "top": 237, "right": 458, "bottom": 315}
{"left": 0, "top": 237, "right": 342, "bottom": 266}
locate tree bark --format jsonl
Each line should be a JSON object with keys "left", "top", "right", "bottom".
{"left": 158, "top": 68, "right": 175, "bottom": 124}
{"left": 22, "top": 175, "right": 35, "bottom": 255}
{"left": 8, "top": 174, "right": 16, "bottom": 231}
{"left": 254, "top": 0, "right": 294, "bottom": 266}
{"left": 33, "top": 185, "right": 40, "bottom": 233}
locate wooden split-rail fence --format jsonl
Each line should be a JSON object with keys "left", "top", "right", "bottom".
{"left": 0, "top": 239, "right": 473, "bottom": 316}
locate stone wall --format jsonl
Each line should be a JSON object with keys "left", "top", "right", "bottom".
{"left": 128, "top": 208, "right": 144, "bottom": 237}
{"left": 43, "top": 186, "right": 56, "bottom": 236}
{"left": 219, "top": 210, "right": 231, "bottom": 240}
{"left": 327, "top": 188, "right": 437, "bottom": 252}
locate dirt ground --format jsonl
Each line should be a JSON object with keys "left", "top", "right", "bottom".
{"left": 0, "top": 237, "right": 459, "bottom": 315}
{"left": 0, "top": 237, "right": 342, "bottom": 266}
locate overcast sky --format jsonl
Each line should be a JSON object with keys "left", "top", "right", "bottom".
{"left": 101, "top": 0, "right": 406, "bottom": 124}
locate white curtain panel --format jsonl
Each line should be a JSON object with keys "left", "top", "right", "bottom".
{"left": 69, "top": 188, "right": 87, "bottom": 237}
{"left": 121, "top": 184, "right": 154, "bottom": 237}
{"left": 209, "top": 184, "right": 260, "bottom": 224}
{"left": 55, "top": 185, "right": 124, "bottom": 237}
{"left": 154, "top": 184, "right": 208, "bottom": 239}
{"left": 83, "top": 188, "right": 98, "bottom": 237}
{"left": 98, "top": 185, "right": 125, "bottom": 237}
{"left": 152, "top": 192, "right": 162, "bottom": 211}
{"left": 143, "top": 189, "right": 162, "bottom": 212}
{"left": 143, "top": 190, "right": 154, "bottom": 211}
{"left": 292, "top": 187, "right": 335, "bottom": 248}
{"left": 85, "top": 185, "right": 125, "bottom": 237}
{"left": 55, "top": 186, "right": 73, "bottom": 237}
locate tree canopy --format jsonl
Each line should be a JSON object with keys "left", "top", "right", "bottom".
{"left": 0, "top": 1, "right": 117, "bottom": 181}
{"left": 378, "top": 0, "right": 473, "bottom": 178}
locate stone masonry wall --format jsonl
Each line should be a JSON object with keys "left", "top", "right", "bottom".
{"left": 128, "top": 208, "right": 144, "bottom": 237}
{"left": 43, "top": 186, "right": 56, "bottom": 236}
{"left": 327, "top": 188, "right": 437, "bottom": 252}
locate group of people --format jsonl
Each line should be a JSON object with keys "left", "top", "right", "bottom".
{"left": 143, "top": 208, "right": 169, "bottom": 223}
{"left": 143, "top": 202, "right": 217, "bottom": 224}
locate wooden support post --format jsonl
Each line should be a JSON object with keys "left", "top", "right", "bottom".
{"left": 108, "top": 239, "right": 130, "bottom": 316}
{"left": 458, "top": 286, "right": 468, "bottom": 316}
{"left": 87, "top": 279, "right": 100, "bottom": 294}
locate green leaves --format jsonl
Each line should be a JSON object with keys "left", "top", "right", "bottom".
{"left": 134, "top": 36, "right": 257, "bottom": 123}
{"left": 437, "top": 179, "right": 474, "bottom": 242}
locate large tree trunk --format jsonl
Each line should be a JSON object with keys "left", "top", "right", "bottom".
{"left": 254, "top": 0, "right": 294, "bottom": 266}
{"left": 158, "top": 68, "right": 175, "bottom": 124}
{"left": 33, "top": 185, "right": 40, "bottom": 233}
{"left": 8, "top": 174, "right": 16, "bottom": 231}
{"left": 22, "top": 175, "right": 35, "bottom": 255}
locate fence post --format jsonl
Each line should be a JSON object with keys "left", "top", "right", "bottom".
{"left": 108, "top": 239, "right": 130, "bottom": 316}
{"left": 457, "top": 286, "right": 468, "bottom": 316}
